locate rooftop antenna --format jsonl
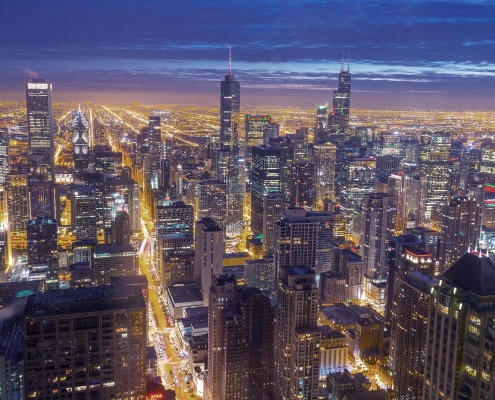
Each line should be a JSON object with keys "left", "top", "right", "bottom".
{"left": 228, "top": 46, "right": 232, "bottom": 75}
{"left": 341, "top": 52, "right": 344, "bottom": 72}
{"left": 347, "top": 52, "right": 350, "bottom": 72}
{"left": 78, "top": 103, "right": 81, "bottom": 113}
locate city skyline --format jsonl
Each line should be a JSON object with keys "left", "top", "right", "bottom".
{"left": 1, "top": 0, "right": 495, "bottom": 109}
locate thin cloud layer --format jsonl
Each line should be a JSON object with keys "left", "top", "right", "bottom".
{"left": 1, "top": 0, "right": 495, "bottom": 108}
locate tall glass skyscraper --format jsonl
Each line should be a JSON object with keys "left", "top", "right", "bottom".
{"left": 72, "top": 108, "right": 90, "bottom": 173}
{"left": 0, "top": 128, "right": 9, "bottom": 185}
{"left": 332, "top": 56, "right": 351, "bottom": 133}
{"left": 26, "top": 78, "right": 54, "bottom": 182}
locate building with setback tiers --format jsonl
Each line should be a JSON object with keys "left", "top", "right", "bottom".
{"left": 273, "top": 266, "right": 321, "bottom": 400}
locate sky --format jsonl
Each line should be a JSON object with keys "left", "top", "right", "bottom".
{"left": 1, "top": 0, "right": 495, "bottom": 109}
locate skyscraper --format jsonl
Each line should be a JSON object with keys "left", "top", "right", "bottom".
{"left": 148, "top": 116, "right": 162, "bottom": 156}
{"left": 332, "top": 55, "right": 351, "bottom": 133}
{"left": 27, "top": 216, "right": 58, "bottom": 269}
{"left": 290, "top": 162, "right": 315, "bottom": 208}
{"left": 262, "top": 192, "right": 287, "bottom": 256}
{"left": 93, "top": 245, "right": 138, "bottom": 285}
{"left": 6, "top": 172, "right": 29, "bottom": 234}
{"left": 26, "top": 78, "right": 54, "bottom": 182}
{"left": 29, "top": 181, "right": 59, "bottom": 220}
{"left": 21, "top": 283, "right": 147, "bottom": 399}
{"left": 244, "top": 115, "right": 276, "bottom": 159}
{"left": 72, "top": 186, "right": 98, "bottom": 241}
{"left": 113, "top": 208, "right": 131, "bottom": 247}
{"left": 360, "top": 193, "right": 397, "bottom": 279}
{"left": 390, "top": 271, "right": 437, "bottom": 400}
{"left": 423, "top": 253, "right": 495, "bottom": 400}
{"left": 205, "top": 276, "right": 273, "bottom": 400}
{"left": 251, "top": 146, "right": 281, "bottom": 235}
{"left": 72, "top": 108, "right": 90, "bottom": 173}
{"left": 194, "top": 217, "right": 223, "bottom": 305}
{"left": 419, "top": 131, "right": 451, "bottom": 225}
{"left": 273, "top": 208, "right": 317, "bottom": 280}
{"left": 273, "top": 266, "right": 321, "bottom": 400}
{"left": 196, "top": 180, "right": 227, "bottom": 230}
{"left": 215, "top": 47, "right": 240, "bottom": 173}
{"left": 314, "top": 141, "right": 337, "bottom": 209}
{"left": 438, "top": 196, "right": 481, "bottom": 273}
{"left": 0, "top": 128, "right": 9, "bottom": 185}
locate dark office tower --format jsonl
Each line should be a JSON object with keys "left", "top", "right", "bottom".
{"left": 269, "top": 137, "right": 293, "bottom": 198}
{"left": 389, "top": 271, "right": 437, "bottom": 400}
{"left": 332, "top": 55, "right": 351, "bottom": 133}
{"left": 29, "top": 181, "right": 59, "bottom": 220}
{"left": 215, "top": 47, "right": 240, "bottom": 173}
{"left": 93, "top": 245, "right": 138, "bottom": 285}
{"left": 438, "top": 196, "right": 481, "bottom": 274}
{"left": 27, "top": 216, "right": 57, "bottom": 268}
{"left": 71, "top": 186, "right": 98, "bottom": 241}
{"left": 0, "top": 128, "right": 9, "bottom": 185}
{"left": 360, "top": 193, "right": 396, "bottom": 279}
{"left": 273, "top": 266, "right": 321, "bottom": 400}
{"left": 205, "top": 277, "right": 274, "bottom": 400}
{"left": 21, "top": 283, "right": 147, "bottom": 400}
{"left": 194, "top": 218, "right": 223, "bottom": 306}
{"left": 113, "top": 208, "right": 131, "bottom": 247}
{"left": 290, "top": 162, "right": 315, "bottom": 208}
{"left": 6, "top": 172, "right": 29, "bottom": 234}
{"left": 418, "top": 131, "right": 451, "bottom": 226}
{"left": 314, "top": 106, "right": 328, "bottom": 142}
{"left": 314, "top": 141, "right": 336, "bottom": 209}
{"left": 26, "top": 78, "right": 54, "bottom": 182}
{"left": 307, "top": 210, "right": 346, "bottom": 275}
{"left": 251, "top": 146, "right": 281, "bottom": 235}
{"left": 423, "top": 253, "right": 495, "bottom": 400}
{"left": 273, "top": 208, "right": 317, "bottom": 280}
{"left": 244, "top": 115, "right": 275, "bottom": 159}
{"left": 94, "top": 145, "right": 122, "bottom": 176}
{"left": 148, "top": 116, "right": 162, "bottom": 155}
{"left": 262, "top": 192, "right": 287, "bottom": 256}
{"left": 71, "top": 108, "right": 90, "bottom": 173}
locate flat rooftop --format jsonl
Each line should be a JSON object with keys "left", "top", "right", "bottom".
{"left": 167, "top": 285, "right": 203, "bottom": 306}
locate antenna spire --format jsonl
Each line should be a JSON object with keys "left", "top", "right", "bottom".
{"left": 347, "top": 52, "right": 350, "bottom": 72}
{"left": 78, "top": 103, "right": 81, "bottom": 112}
{"left": 228, "top": 46, "right": 232, "bottom": 75}
{"left": 341, "top": 52, "right": 344, "bottom": 72}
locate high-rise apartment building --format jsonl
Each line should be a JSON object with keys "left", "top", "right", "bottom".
{"left": 6, "top": 172, "right": 29, "bottom": 234}
{"left": 0, "top": 128, "right": 9, "bottom": 185}
{"left": 196, "top": 180, "right": 227, "bottom": 230}
{"left": 390, "top": 271, "right": 437, "bottom": 400}
{"left": 423, "top": 253, "right": 495, "bottom": 400}
{"left": 438, "top": 196, "right": 481, "bottom": 273}
{"left": 360, "top": 193, "right": 396, "bottom": 279}
{"left": 72, "top": 108, "right": 90, "bottom": 173}
{"left": 244, "top": 256, "right": 275, "bottom": 295}
{"left": 273, "top": 266, "right": 321, "bottom": 400}
{"left": 205, "top": 276, "right": 273, "bottom": 400}
{"left": 262, "top": 192, "right": 287, "bottom": 256}
{"left": 194, "top": 217, "right": 223, "bottom": 305}
{"left": 419, "top": 131, "right": 451, "bottom": 225}
{"left": 26, "top": 78, "right": 54, "bottom": 182}
{"left": 251, "top": 146, "right": 281, "bottom": 235}
{"left": 21, "top": 283, "right": 147, "bottom": 399}
{"left": 273, "top": 208, "right": 317, "bottom": 280}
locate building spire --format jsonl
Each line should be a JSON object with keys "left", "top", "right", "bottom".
{"left": 78, "top": 103, "right": 81, "bottom": 113}
{"left": 347, "top": 52, "right": 350, "bottom": 72}
{"left": 341, "top": 52, "right": 344, "bottom": 72}
{"left": 228, "top": 46, "right": 232, "bottom": 75}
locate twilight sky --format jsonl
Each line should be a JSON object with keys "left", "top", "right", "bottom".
{"left": 1, "top": 0, "right": 495, "bottom": 109}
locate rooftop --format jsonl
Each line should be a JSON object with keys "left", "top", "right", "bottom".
{"left": 167, "top": 285, "right": 203, "bottom": 305}
{"left": 443, "top": 253, "right": 495, "bottom": 296}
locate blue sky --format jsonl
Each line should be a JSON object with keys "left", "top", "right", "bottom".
{"left": 1, "top": 0, "right": 495, "bottom": 109}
